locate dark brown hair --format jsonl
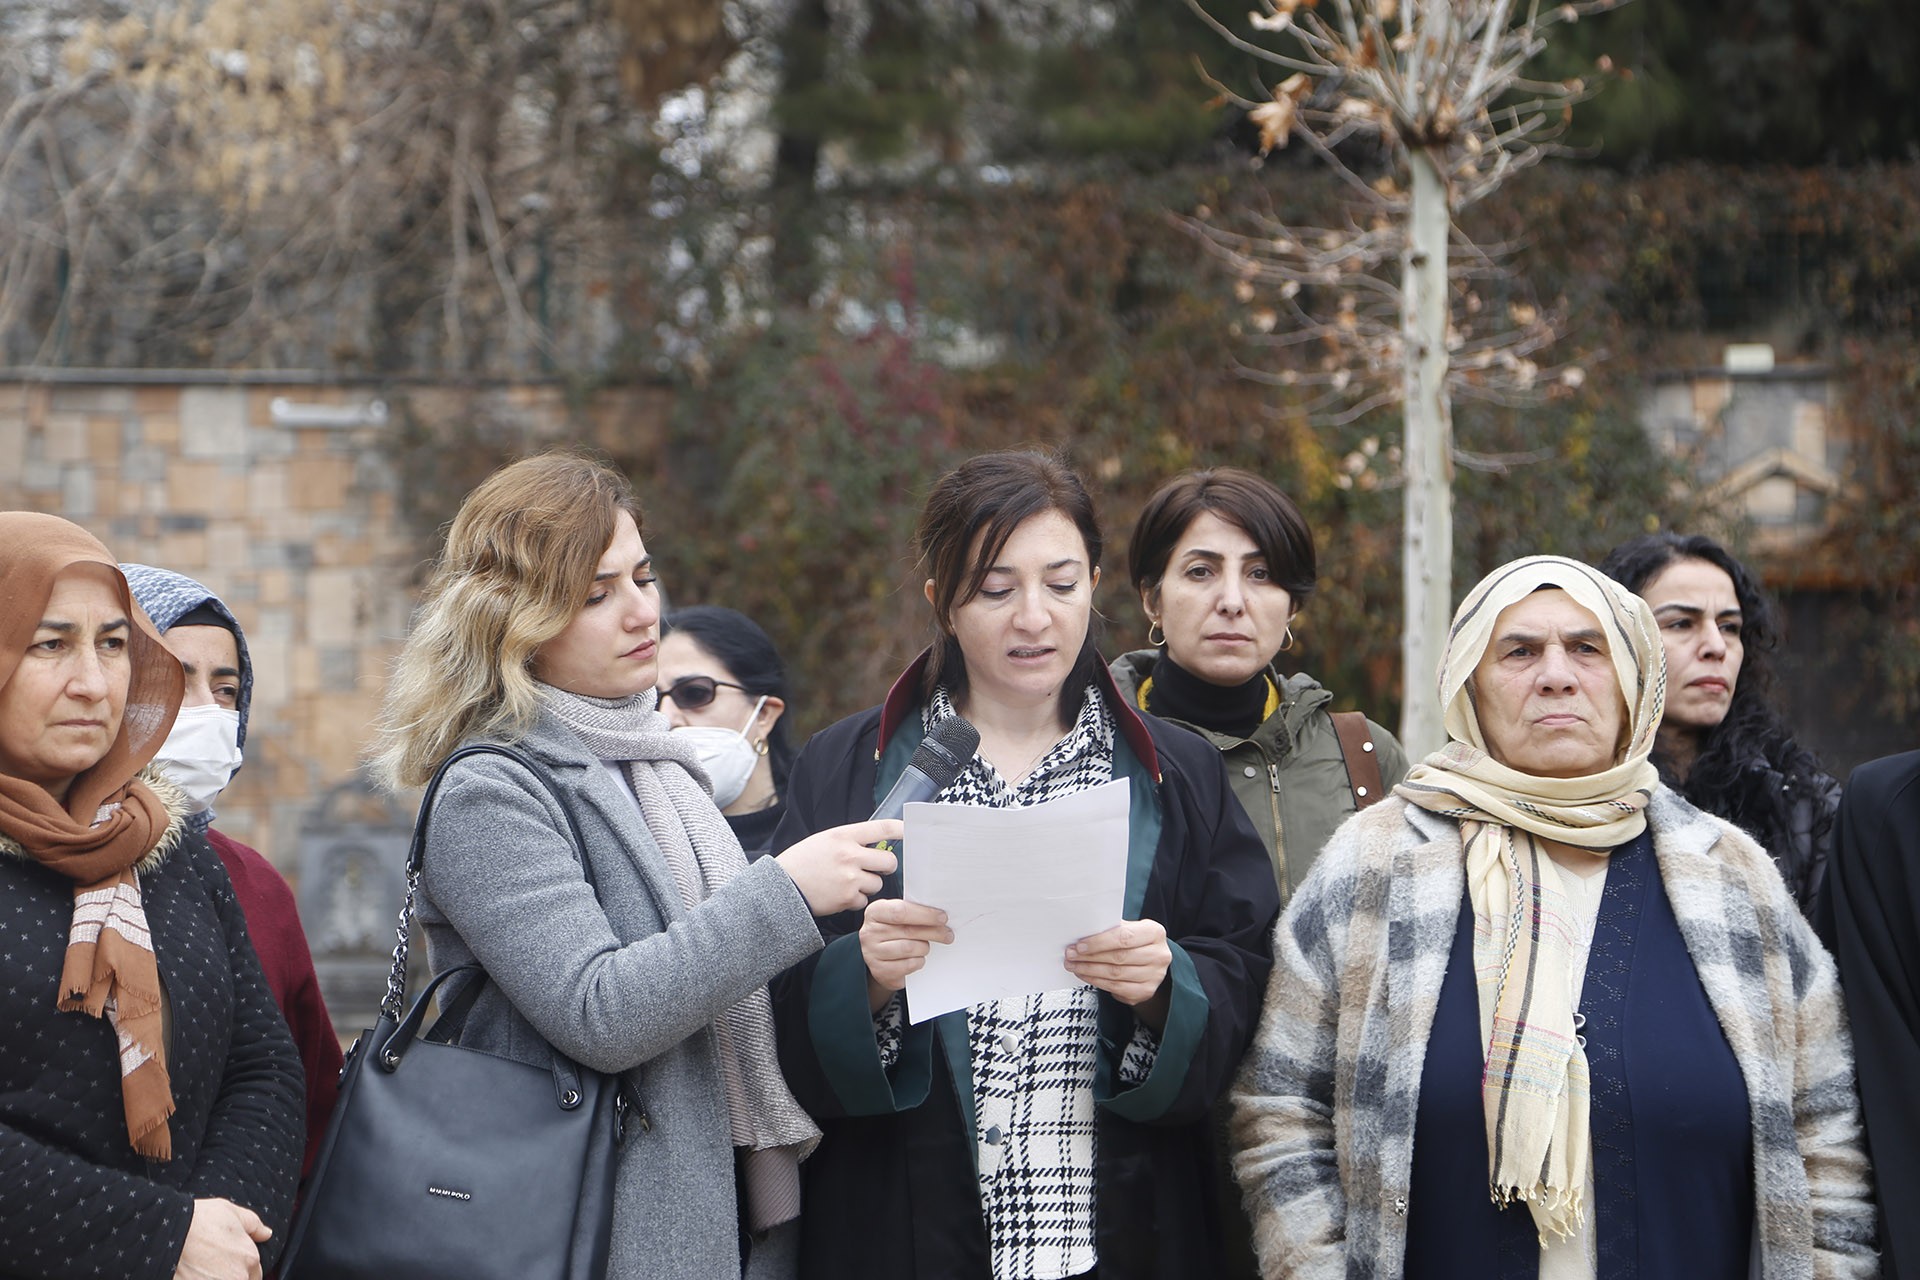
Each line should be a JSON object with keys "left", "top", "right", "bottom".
{"left": 1126, "top": 467, "right": 1317, "bottom": 612}
{"left": 1598, "top": 531, "right": 1832, "bottom": 896}
{"left": 663, "top": 605, "right": 796, "bottom": 791}
{"left": 914, "top": 450, "right": 1104, "bottom": 720}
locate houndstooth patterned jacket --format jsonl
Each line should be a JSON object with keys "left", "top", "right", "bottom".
{"left": 1230, "top": 787, "right": 1877, "bottom": 1280}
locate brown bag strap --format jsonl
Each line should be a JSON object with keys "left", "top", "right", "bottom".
{"left": 1330, "top": 711, "right": 1386, "bottom": 810}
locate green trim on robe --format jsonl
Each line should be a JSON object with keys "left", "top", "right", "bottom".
{"left": 1115, "top": 737, "right": 1162, "bottom": 921}
{"left": 808, "top": 932, "right": 937, "bottom": 1115}
{"left": 1093, "top": 940, "right": 1207, "bottom": 1121}
{"left": 1091, "top": 739, "right": 1210, "bottom": 1120}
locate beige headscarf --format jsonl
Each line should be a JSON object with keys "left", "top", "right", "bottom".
{"left": 0, "top": 512, "right": 185, "bottom": 1159}
{"left": 1396, "top": 555, "right": 1665, "bottom": 1242}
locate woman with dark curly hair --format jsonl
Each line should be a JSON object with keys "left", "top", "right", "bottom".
{"left": 1599, "top": 532, "right": 1838, "bottom": 914}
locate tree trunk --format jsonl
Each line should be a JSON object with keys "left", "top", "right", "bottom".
{"left": 768, "top": 0, "right": 830, "bottom": 309}
{"left": 1399, "top": 145, "right": 1453, "bottom": 759}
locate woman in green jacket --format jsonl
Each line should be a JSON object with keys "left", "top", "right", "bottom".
{"left": 1112, "top": 467, "right": 1407, "bottom": 905}
{"left": 1112, "top": 467, "right": 1407, "bottom": 1280}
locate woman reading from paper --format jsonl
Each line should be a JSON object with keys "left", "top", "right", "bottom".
{"left": 770, "top": 449, "right": 1278, "bottom": 1280}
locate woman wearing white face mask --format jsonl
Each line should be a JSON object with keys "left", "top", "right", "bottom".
{"left": 121, "top": 564, "right": 344, "bottom": 1183}
{"left": 657, "top": 607, "right": 795, "bottom": 857}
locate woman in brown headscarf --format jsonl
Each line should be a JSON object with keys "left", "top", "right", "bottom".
{"left": 0, "top": 512, "right": 304, "bottom": 1280}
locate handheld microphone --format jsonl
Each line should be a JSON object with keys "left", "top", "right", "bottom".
{"left": 873, "top": 715, "right": 980, "bottom": 898}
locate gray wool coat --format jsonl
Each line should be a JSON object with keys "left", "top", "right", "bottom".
{"left": 1231, "top": 788, "right": 1877, "bottom": 1280}
{"left": 415, "top": 710, "right": 823, "bottom": 1280}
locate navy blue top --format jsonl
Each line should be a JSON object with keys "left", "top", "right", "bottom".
{"left": 1404, "top": 831, "right": 1754, "bottom": 1279}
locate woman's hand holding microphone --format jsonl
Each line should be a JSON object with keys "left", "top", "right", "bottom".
{"left": 774, "top": 819, "right": 954, "bottom": 1012}
{"left": 776, "top": 819, "right": 903, "bottom": 916}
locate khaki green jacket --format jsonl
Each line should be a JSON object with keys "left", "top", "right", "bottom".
{"left": 1111, "top": 649, "right": 1409, "bottom": 904}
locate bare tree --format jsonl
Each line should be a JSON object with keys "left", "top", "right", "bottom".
{"left": 1183, "top": 0, "right": 1617, "bottom": 756}
{"left": 0, "top": 0, "right": 736, "bottom": 372}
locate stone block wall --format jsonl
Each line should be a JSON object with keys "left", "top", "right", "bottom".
{"left": 0, "top": 373, "right": 669, "bottom": 894}
{"left": 1, "top": 377, "right": 416, "bottom": 875}
{"left": 1640, "top": 363, "right": 1848, "bottom": 554}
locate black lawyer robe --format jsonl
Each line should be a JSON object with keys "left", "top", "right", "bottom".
{"left": 1817, "top": 748, "right": 1920, "bottom": 1280}
{"left": 768, "top": 656, "right": 1279, "bottom": 1280}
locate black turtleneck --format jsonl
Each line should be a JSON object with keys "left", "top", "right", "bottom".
{"left": 1143, "top": 654, "right": 1271, "bottom": 740}
{"left": 726, "top": 797, "right": 787, "bottom": 860}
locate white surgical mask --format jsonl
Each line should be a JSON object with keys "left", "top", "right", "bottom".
{"left": 152, "top": 704, "right": 243, "bottom": 814}
{"left": 674, "top": 696, "right": 767, "bottom": 809}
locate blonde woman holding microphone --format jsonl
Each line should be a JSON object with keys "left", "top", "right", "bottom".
{"left": 374, "top": 454, "right": 898, "bottom": 1279}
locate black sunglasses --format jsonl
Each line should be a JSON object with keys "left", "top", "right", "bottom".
{"left": 657, "top": 674, "right": 748, "bottom": 711}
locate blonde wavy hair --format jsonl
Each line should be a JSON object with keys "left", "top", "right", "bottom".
{"left": 371, "top": 452, "right": 643, "bottom": 790}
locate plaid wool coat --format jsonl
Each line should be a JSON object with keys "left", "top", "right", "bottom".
{"left": 1230, "top": 787, "right": 1878, "bottom": 1280}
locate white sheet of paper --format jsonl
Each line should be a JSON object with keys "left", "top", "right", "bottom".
{"left": 900, "top": 778, "right": 1130, "bottom": 1024}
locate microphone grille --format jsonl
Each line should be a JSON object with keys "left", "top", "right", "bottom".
{"left": 909, "top": 715, "right": 981, "bottom": 792}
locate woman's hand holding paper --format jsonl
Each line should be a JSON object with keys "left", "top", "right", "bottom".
{"left": 859, "top": 899, "right": 953, "bottom": 1011}
{"left": 1065, "top": 919, "right": 1173, "bottom": 1029}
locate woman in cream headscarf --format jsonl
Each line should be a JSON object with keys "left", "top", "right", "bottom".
{"left": 1230, "top": 555, "right": 1875, "bottom": 1279}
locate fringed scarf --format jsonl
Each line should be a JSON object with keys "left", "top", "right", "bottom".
{"left": 1396, "top": 555, "right": 1665, "bottom": 1243}
{"left": 535, "top": 683, "right": 820, "bottom": 1232}
{"left": 0, "top": 513, "right": 186, "bottom": 1158}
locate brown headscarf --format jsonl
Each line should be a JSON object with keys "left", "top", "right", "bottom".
{"left": 0, "top": 512, "right": 185, "bottom": 1158}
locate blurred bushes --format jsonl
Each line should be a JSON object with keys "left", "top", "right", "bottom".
{"left": 388, "top": 149, "right": 1920, "bottom": 734}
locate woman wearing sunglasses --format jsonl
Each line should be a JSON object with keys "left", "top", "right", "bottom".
{"left": 658, "top": 607, "right": 796, "bottom": 857}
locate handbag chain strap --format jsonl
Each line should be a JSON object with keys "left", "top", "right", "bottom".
{"left": 380, "top": 867, "right": 423, "bottom": 1022}
{"left": 378, "top": 742, "right": 592, "bottom": 1023}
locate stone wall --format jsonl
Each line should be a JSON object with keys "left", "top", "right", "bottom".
{"left": 0, "top": 371, "right": 668, "bottom": 889}
{"left": 1640, "top": 360, "right": 1850, "bottom": 560}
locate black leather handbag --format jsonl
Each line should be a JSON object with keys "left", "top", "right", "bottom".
{"left": 280, "top": 744, "right": 626, "bottom": 1280}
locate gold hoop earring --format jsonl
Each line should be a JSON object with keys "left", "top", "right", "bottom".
{"left": 1147, "top": 620, "right": 1166, "bottom": 647}
{"left": 1278, "top": 625, "right": 1296, "bottom": 652}
{"left": 753, "top": 737, "right": 770, "bottom": 757}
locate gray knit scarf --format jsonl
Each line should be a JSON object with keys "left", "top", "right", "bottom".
{"left": 535, "top": 683, "right": 819, "bottom": 1232}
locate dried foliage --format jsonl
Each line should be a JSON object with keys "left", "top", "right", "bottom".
{"left": 384, "top": 166, "right": 1754, "bottom": 736}
{"left": 6, "top": 0, "right": 1910, "bottom": 744}
{"left": 0, "top": 0, "right": 724, "bottom": 371}
{"left": 1179, "top": 0, "right": 1629, "bottom": 751}
{"left": 387, "top": 157, "right": 1920, "bottom": 740}
{"left": 1180, "top": 0, "right": 1619, "bottom": 426}
{"left": 608, "top": 0, "right": 735, "bottom": 109}
{"left": 1815, "top": 347, "right": 1920, "bottom": 723}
